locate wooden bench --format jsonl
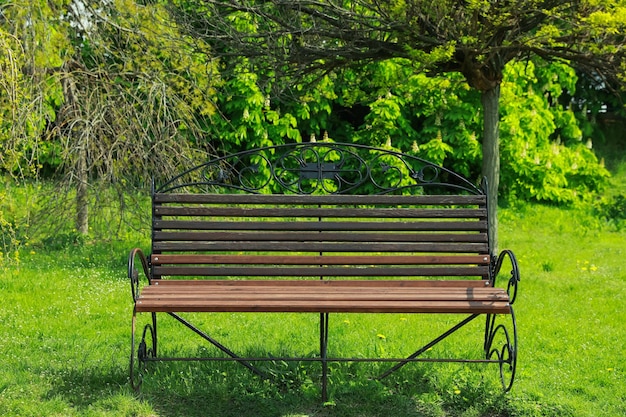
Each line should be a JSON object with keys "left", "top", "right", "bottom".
{"left": 128, "top": 142, "right": 520, "bottom": 400}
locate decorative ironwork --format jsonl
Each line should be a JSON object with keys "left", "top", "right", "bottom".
{"left": 128, "top": 247, "right": 156, "bottom": 392}
{"left": 156, "top": 142, "right": 482, "bottom": 195}
{"left": 130, "top": 316, "right": 157, "bottom": 392}
{"left": 484, "top": 310, "right": 518, "bottom": 391}
{"left": 128, "top": 248, "right": 149, "bottom": 302}
{"left": 482, "top": 249, "right": 520, "bottom": 391}
{"left": 497, "top": 250, "right": 521, "bottom": 304}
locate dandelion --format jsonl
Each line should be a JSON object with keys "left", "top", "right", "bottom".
{"left": 454, "top": 387, "right": 461, "bottom": 395}
{"left": 590, "top": 264, "right": 598, "bottom": 272}
{"left": 377, "top": 333, "right": 386, "bottom": 340}
{"left": 343, "top": 319, "right": 350, "bottom": 325}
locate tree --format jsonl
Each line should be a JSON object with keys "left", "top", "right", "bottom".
{"left": 1, "top": 0, "right": 221, "bottom": 238}
{"left": 168, "top": 0, "right": 626, "bottom": 251}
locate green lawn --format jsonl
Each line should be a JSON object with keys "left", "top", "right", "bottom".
{"left": 0, "top": 203, "right": 625, "bottom": 416}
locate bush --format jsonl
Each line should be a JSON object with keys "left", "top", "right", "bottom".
{"left": 594, "top": 194, "right": 626, "bottom": 229}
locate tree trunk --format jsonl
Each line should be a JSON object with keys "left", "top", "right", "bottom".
{"left": 481, "top": 86, "right": 500, "bottom": 254}
{"left": 75, "top": 142, "right": 89, "bottom": 235}
{"left": 61, "top": 64, "right": 90, "bottom": 236}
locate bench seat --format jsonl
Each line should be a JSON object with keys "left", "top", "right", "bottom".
{"left": 135, "top": 279, "right": 511, "bottom": 314}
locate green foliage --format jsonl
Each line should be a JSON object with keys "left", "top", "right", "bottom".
{"left": 207, "top": 54, "right": 610, "bottom": 205}
{"left": 499, "top": 61, "right": 610, "bottom": 204}
{"left": 211, "top": 65, "right": 300, "bottom": 153}
{"left": 594, "top": 194, "right": 626, "bottom": 229}
{"left": 0, "top": 1, "right": 70, "bottom": 177}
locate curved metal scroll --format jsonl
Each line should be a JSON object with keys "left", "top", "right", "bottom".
{"left": 485, "top": 308, "right": 518, "bottom": 391}
{"left": 128, "top": 248, "right": 150, "bottom": 302}
{"left": 130, "top": 314, "right": 157, "bottom": 391}
{"left": 156, "top": 142, "right": 482, "bottom": 195}
{"left": 492, "top": 249, "right": 520, "bottom": 304}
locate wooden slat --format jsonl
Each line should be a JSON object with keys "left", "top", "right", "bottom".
{"left": 139, "top": 282, "right": 502, "bottom": 292}
{"left": 152, "top": 265, "right": 490, "bottom": 277}
{"left": 139, "top": 284, "right": 501, "bottom": 298}
{"left": 148, "top": 279, "right": 491, "bottom": 288}
{"left": 138, "top": 289, "right": 507, "bottom": 302}
{"left": 153, "top": 231, "right": 488, "bottom": 243}
{"left": 135, "top": 300, "right": 511, "bottom": 314}
{"left": 154, "top": 193, "right": 487, "bottom": 206}
{"left": 154, "top": 220, "right": 489, "bottom": 232}
{"left": 153, "top": 206, "right": 487, "bottom": 219}
{"left": 150, "top": 254, "right": 491, "bottom": 265}
{"left": 152, "top": 241, "right": 488, "bottom": 253}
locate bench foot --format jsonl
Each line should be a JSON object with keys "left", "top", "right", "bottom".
{"left": 320, "top": 313, "right": 329, "bottom": 403}
{"left": 485, "top": 308, "right": 517, "bottom": 391}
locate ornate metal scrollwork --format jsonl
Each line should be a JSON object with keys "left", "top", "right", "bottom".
{"left": 484, "top": 310, "right": 517, "bottom": 391}
{"left": 155, "top": 142, "right": 482, "bottom": 195}
{"left": 493, "top": 249, "right": 521, "bottom": 304}
{"left": 130, "top": 316, "right": 157, "bottom": 391}
{"left": 484, "top": 249, "right": 520, "bottom": 391}
{"left": 273, "top": 145, "right": 367, "bottom": 194}
{"left": 128, "top": 248, "right": 150, "bottom": 302}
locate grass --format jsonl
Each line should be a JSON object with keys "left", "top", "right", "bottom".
{"left": 1, "top": 187, "right": 626, "bottom": 416}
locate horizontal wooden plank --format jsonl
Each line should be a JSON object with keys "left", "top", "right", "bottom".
{"left": 141, "top": 280, "right": 500, "bottom": 300}
{"left": 152, "top": 265, "right": 489, "bottom": 277}
{"left": 153, "top": 206, "right": 487, "bottom": 219}
{"left": 150, "top": 254, "right": 491, "bottom": 266}
{"left": 154, "top": 193, "right": 487, "bottom": 206}
{"left": 138, "top": 289, "right": 508, "bottom": 302}
{"left": 152, "top": 241, "right": 489, "bottom": 253}
{"left": 140, "top": 280, "right": 500, "bottom": 290}
{"left": 135, "top": 299, "right": 510, "bottom": 314}
{"left": 153, "top": 231, "right": 488, "bottom": 243}
{"left": 148, "top": 279, "right": 492, "bottom": 288}
{"left": 154, "top": 220, "right": 489, "bottom": 232}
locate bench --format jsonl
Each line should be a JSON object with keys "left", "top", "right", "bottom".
{"left": 128, "top": 141, "right": 520, "bottom": 401}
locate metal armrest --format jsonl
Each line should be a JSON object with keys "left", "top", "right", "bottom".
{"left": 493, "top": 249, "right": 520, "bottom": 305}
{"left": 128, "top": 248, "right": 150, "bottom": 302}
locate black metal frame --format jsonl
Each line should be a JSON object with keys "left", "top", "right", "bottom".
{"left": 128, "top": 142, "right": 520, "bottom": 400}
{"left": 154, "top": 141, "right": 482, "bottom": 195}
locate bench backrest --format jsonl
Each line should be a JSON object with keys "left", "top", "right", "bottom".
{"left": 150, "top": 193, "right": 491, "bottom": 283}
{"left": 149, "top": 142, "right": 493, "bottom": 284}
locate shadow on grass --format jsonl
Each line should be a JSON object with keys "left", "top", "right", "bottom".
{"left": 44, "top": 352, "right": 514, "bottom": 417}
{"left": 136, "top": 359, "right": 436, "bottom": 417}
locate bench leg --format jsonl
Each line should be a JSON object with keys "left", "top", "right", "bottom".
{"left": 485, "top": 308, "right": 518, "bottom": 391}
{"left": 320, "top": 313, "right": 330, "bottom": 402}
{"left": 130, "top": 309, "right": 157, "bottom": 391}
